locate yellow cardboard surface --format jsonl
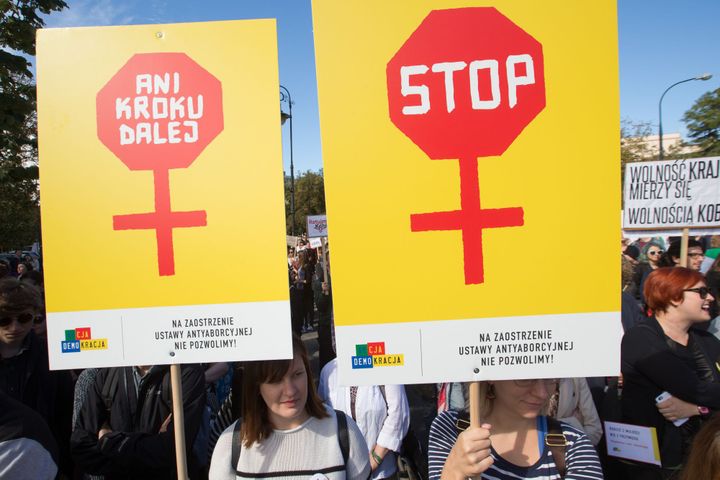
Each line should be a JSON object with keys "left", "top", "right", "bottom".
{"left": 312, "top": 1, "right": 619, "bottom": 326}
{"left": 37, "top": 20, "right": 288, "bottom": 312}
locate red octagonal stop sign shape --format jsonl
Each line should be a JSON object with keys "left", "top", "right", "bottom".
{"left": 97, "top": 52, "right": 223, "bottom": 170}
{"left": 387, "top": 7, "right": 545, "bottom": 159}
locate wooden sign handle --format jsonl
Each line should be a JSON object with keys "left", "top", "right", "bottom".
{"left": 679, "top": 228, "right": 689, "bottom": 268}
{"left": 321, "top": 237, "right": 328, "bottom": 293}
{"left": 469, "top": 381, "right": 480, "bottom": 427}
{"left": 170, "top": 364, "right": 189, "bottom": 480}
{"left": 468, "top": 381, "right": 482, "bottom": 480}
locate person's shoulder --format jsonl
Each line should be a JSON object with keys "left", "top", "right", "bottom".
{"left": 550, "top": 418, "right": 596, "bottom": 449}
{"left": 434, "top": 409, "right": 461, "bottom": 424}
{"left": 692, "top": 326, "right": 720, "bottom": 341}
{"left": 553, "top": 419, "right": 585, "bottom": 438}
{"left": 622, "top": 317, "right": 661, "bottom": 344}
{"left": 219, "top": 419, "right": 240, "bottom": 438}
{"left": 429, "top": 409, "right": 462, "bottom": 440}
{"left": 181, "top": 363, "right": 205, "bottom": 377}
{"left": 179, "top": 363, "right": 206, "bottom": 387}
{"left": 692, "top": 327, "right": 720, "bottom": 349}
{"left": 319, "top": 358, "right": 337, "bottom": 384}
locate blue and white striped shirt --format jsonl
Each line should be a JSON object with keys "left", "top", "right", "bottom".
{"left": 428, "top": 410, "right": 603, "bottom": 480}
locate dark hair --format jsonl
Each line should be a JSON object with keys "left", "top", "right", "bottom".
{"left": 0, "top": 277, "right": 42, "bottom": 314}
{"left": 680, "top": 414, "right": 720, "bottom": 480}
{"left": 240, "top": 335, "right": 327, "bottom": 447}
{"left": 643, "top": 267, "right": 705, "bottom": 313}
{"left": 660, "top": 239, "right": 704, "bottom": 267}
{"left": 623, "top": 245, "right": 640, "bottom": 261}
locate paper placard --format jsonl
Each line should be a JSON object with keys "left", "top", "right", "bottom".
{"left": 604, "top": 421, "right": 661, "bottom": 466}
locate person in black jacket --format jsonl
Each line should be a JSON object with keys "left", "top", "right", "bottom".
{"left": 0, "top": 277, "right": 75, "bottom": 476}
{"left": 71, "top": 364, "right": 206, "bottom": 479}
{"left": 312, "top": 254, "right": 334, "bottom": 370}
{"left": 621, "top": 267, "right": 720, "bottom": 479}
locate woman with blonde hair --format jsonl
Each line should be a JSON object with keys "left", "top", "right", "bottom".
{"left": 427, "top": 380, "right": 602, "bottom": 479}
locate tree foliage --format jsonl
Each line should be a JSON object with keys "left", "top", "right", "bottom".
{"left": 620, "top": 119, "right": 656, "bottom": 189}
{"left": 0, "top": 0, "right": 67, "bottom": 248}
{"left": 621, "top": 119, "right": 654, "bottom": 164}
{"left": 682, "top": 88, "right": 720, "bottom": 157}
{"left": 284, "top": 169, "right": 326, "bottom": 235}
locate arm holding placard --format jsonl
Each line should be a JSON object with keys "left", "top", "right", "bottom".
{"left": 427, "top": 410, "right": 492, "bottom": 480}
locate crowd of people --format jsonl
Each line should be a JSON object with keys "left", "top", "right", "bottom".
{"left": 1, "top": 233, "right": 719, "bottom": 479}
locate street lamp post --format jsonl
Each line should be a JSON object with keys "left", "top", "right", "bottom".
{"left": 280, "top": 85, "right": 295, "bottom": 236}
{"left": 658, "top": 73, "right": 712, "bottom": 160}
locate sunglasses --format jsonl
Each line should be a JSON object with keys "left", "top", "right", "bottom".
{"left": 513, "top": 378, "right": 559, "bottom": 388}
{"left": 0, "top": 312, "right": 35, "bottom": 328}
{"left": 647, "top": 250, "right": 663, "bottom": 256}
{"left": 684, "top": 287, "right": 711, "bottom": 300}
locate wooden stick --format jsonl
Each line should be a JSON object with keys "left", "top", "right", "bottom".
{"left": 469, "top": 381, "right": 480, "bottom": 427}
{"left": 680, "top": 228, "right": 689, "bottom": 268}
{"left": 170, "top": 364, "right": 188, "bottom": 480}
{"left": 321, "top": 237, "right": 328, "bottom": 291}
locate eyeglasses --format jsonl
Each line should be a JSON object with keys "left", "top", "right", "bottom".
{"left": 647, "top": 250, "right": 663, "bottom": 256}
{"left": 0, "top": 312, "right": 35, "bottom": 328}
{"left": 684, "top": 287, "right": 711, "bottom": 300}
{"left": 688, "top": 253, "right": 704, "bottom": 258}
{"left": 513, "top": 378, "right": 559, "bottom": 388}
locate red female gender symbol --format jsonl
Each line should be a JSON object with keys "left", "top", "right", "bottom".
{"left": 97, "top": 53, "right": 224, "bottom": 276}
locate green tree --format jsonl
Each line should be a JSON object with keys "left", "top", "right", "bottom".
{"left": 284, "top": 169, "right": 326, "bottom": 235}
{"left": 620, "top": 119, "right": 655, "bottom": 185}
{"left": 0, "top": 0, "right": 67, "bottom": 248}
{"left": 682, "top": 88, "right": 720, "bottom": 157}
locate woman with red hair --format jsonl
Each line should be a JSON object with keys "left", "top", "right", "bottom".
{"left": 622, "top": 267, "right": 720, "bottom": 479}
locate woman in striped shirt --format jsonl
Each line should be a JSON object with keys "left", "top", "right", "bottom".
{"left": 428, "top": 380, "right": 603, "bottom": 480}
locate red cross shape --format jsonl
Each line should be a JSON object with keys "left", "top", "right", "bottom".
{"left": 112, "top": 169, "right": 206, "bottom": 276}
{"left": 410, "top": 157, "right": 524, "bottom": 284}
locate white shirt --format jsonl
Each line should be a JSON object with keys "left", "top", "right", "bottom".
{"left": 318, "top": 359, "right": 410, "bottom": 480}
{"left": 209, "top": 408, "right": 370, "bottom": 480}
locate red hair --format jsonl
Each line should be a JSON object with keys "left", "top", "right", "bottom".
{"left": 643, "top": 267, "right": 705, "bottom": 313}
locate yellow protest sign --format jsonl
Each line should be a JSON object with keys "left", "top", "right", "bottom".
{"left": 37, "top": 20, "right": 291, "bottom": 369}
{"left": 312, "top": 1, "right": 621, "bottom": 384}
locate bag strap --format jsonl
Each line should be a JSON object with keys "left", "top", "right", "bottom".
{"left": 335, "top": 409, "right": 350, "bottom": 466}
{"left": 545, "top": 417, "right": 568, "bottom": 479}
{"left": 231, "top": 418, "right": 242, "bottom": 471}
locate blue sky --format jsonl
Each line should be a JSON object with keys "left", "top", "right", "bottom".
{"left": 40, "top": 0, "right": 720, "bottom": 173}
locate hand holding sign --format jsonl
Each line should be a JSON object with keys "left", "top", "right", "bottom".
{"left": 387, "top": 8, "right": 545, "bottom": 284}
{"left": 97, "top": 53, "right": 224, "bottom": 275}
